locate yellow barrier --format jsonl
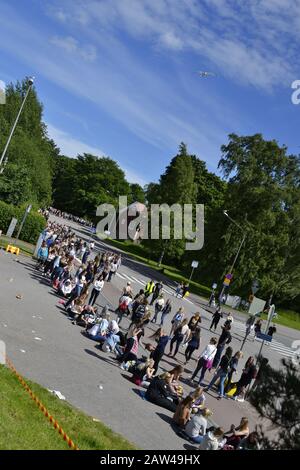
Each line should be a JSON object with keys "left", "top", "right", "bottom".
{"left": 5, "top": 356, "right": 79, "bottom": 450}
{"left": 6, "top": 245, "right": 20, "bottom": 255}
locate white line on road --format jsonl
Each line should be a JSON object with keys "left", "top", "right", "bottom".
{"left": 116, "top": 272, "right": 126, "bottom": 280}
{"left": 129, "top": 276, "right": 145, "bottom": 286}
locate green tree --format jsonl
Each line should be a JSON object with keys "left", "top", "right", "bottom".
{"left": 143, "top": 143, "right": 197, "bottom": 263}
{"left": 0, "top": 78, "right": 53, "bottom": 207}
{"left": 215, "top": 134, "right": 300, "bottom": 302}
{"left": 52, "top": 153, "right": 132, "bottom": 221}
{"left": 250, "top": 358, "right": 300, "bottom": 449}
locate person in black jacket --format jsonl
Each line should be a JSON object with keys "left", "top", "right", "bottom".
{"left": 150, "top": 281, "right": 163, "bottom": 305}
{"left": 145, "top": 372, "right": 177, "bottom": 412}
{"left": 212, "top": 324, "right": 232, "bottom": 369}
{"left": 209, "top": 307, "right": 223, "bottom": 331}
{"left": 205, "top": 347, "right": 233, "bottom": 399}
{"left": 184, "top": 327, "right": 201, "bottom": 364}
{"left": 224, "top": 351, "right": 243, "bottom": 393}
{"left": 233, "top": 356, "right": 257, "bottom": 397}
{"left": 149, "top": 328, "right": 170, "bottom": 374}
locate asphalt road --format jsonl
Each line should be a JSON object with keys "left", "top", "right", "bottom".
{"left": 0, "top": 215, "right": 295, "bottom": 449}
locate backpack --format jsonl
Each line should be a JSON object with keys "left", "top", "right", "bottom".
{"left": 135, "top": 305, "right": 146, "bottom": 319}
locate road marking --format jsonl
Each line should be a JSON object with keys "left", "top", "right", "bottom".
{"left": 121, "top": 273, "right": 134, "bottom": 282}
{"left": 129, "top": 275, "right": 144, "bottom": 286}
{"left": 116, "top": 272, "right": 126, "bottom": 280}
{"left": 34, "top": 337, "right": 42, "bottom": 341}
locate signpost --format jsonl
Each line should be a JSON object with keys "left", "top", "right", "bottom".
{"left": 256, "top": 304, "right": 276, "bottom": 364}
{"left": 16, "top": 204, "right": 32, "bottom": 240}
{"left": 189, "top": 260, "right": 199, "bottom": 281}
{"left": 6, "top": 217, "right": 18, "bottom": 238}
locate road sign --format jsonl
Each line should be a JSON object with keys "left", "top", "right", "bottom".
{"left": 191, "top": 260, "right": 199, "bottom": 268}
{"left": 26, "top": 204, "right": 32, "bottom": 213}
{"left": 223, "top": 277, "right": 231, "bottom": 286}
{"left": 256, "top": 332, "right": 272, "bottom": 342}
{"left": 225, "top": 273, "right": 233, "bottom": 280}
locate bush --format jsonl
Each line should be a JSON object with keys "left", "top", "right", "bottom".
{"left": 0, "top": 200, "right": 46, "bottom": 244}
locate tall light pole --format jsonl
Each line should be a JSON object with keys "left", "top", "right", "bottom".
{"left": 0, "top": 77, "right": 35, "bottom": 174}
{"left": 218, "top": 210, "right": 247, "bottom": 303}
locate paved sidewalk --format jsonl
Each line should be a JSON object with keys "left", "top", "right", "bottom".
{"left": 0, "top": 249, "right": 268, "bottom": 449}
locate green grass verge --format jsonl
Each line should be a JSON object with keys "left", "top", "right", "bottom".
{"left": 0, "top": 365, "right": 136, "bottom": 450}
{"left": 0, "top": 235, "right": 34, "bottom": 256}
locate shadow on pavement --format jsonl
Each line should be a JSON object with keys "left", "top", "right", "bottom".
{"left": 84, "top": 348, "right": 119, "bottom": 367}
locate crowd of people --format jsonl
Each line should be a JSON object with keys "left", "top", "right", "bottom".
{"left": 39, "top": 207, "right": 94, "bottom": 228}
{"left": 34, "top": 217, "right": 263, "bottom": 451}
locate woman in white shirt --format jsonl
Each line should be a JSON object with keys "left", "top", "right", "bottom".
{"left": 89, "top": 275, "right": 104, "bottom": 306}
{"left": 189, "top": 337, "right": 218, "bottom": 385}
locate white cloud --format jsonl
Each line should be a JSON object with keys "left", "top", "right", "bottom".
{"left": 46, "top": 123, "right": 147, "bottom": 185}
{"left": 49, "top": 0, "right": 299, "bottom": 90}
{"left": 46, "top": 123, "right": 105, "bottom": 157}
{"left": 50, "top": 35, "right": 97, "bottom": 62}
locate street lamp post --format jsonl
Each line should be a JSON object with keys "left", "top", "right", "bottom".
{"left": 0, "top": 77, "right": 35, "bottom": 173}
{"left": 218, "top": 210, "right": 247, "bottom": 304}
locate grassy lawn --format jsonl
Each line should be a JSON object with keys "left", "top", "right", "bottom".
{"left": 0, "top": 365, "right": 136, "bottom": 450}
{"left": 0, "top": 235, "right": 34, "bottom": 256}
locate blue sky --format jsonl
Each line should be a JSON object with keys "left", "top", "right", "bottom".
{"left": 0, "top": 0, "right": 299, "bottom": 186}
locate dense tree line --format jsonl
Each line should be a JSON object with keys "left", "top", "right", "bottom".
{"left": 144, "top": 138, "right": 300, "bottom": 309}
{"left": 0, "top": 78, "right": 57, "bottom": 208}
{"left": 1, "top": 79, "right": 299, "bottom": 309}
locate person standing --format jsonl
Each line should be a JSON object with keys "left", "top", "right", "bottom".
{"left": 209, "top": 307, "right": 223, "bottom": 331}
{"left": 174, "top": 282, "right": 184, "bottom": 298}
{"left": 160, "top": 299, "right": 172, "bottom": 326}
{"left": 170, "top": 307, "right": 185, "bottom": 336}
{"left": 149, "top": 328, "right": 170, "bottom": 374}
{"left": 267, "top": 324, "right": 277, "bottom": 337}
{"left": 184, "top": 327, "right": 201, "bottom": 364}
{"left": 144, "top": 279, "right": 155, "bottom": 298}
{"left": 88, "top": 275, "right": 104, "bottom": 306}
{"left": 211, "top": 323, "right": 232, "bottom": 369}
{"left": 188, "top": 313, "right": 201, "bottom": 332}
{"left": 205, "top": 346, "right": 233, "bottom": 399}
{"left": 189, "top": 338, "right": 218, "bottom": 385}
{"left": 224, "top": 351, "right": 243, "bottom": 393}
{"left": 254, "top": 319, "right": 262, "bottom": 338}
{"left": 233, "top": 357, "right": 257, "bottom": 398}
{"left": 151, "top": 294, "right": 165, "bottom": 323}
{"left": 181, "top": 283, "right": 189, "bottom": 298}
{"left": 150, "top": 281, "right": 163, "bottom": 305}
{"left": 107, "top": 259, "right": 118, "bottom": 282}
{"left": 168, "top": 319, "right": 190, "bottom": 359}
